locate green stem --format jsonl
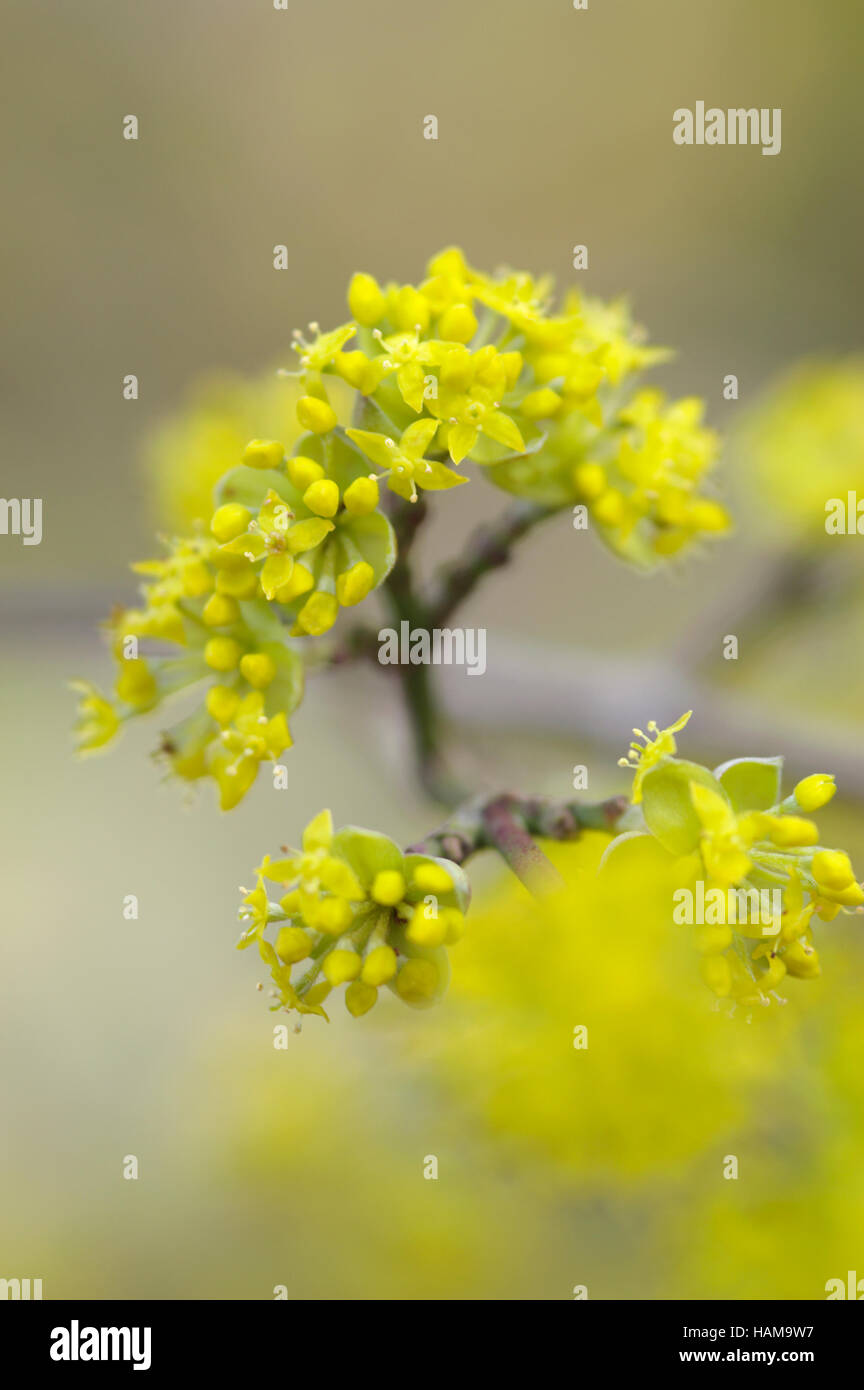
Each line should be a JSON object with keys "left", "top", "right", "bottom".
{"left": 382, "top": 491, "right": 468, "bottom": 808}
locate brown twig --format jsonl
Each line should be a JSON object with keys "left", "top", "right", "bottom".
{"left": 423, "top": 499, "right": 553, "bottom": 625}
{"left": 407, "top": 791, "right": 629, "bottom": 895}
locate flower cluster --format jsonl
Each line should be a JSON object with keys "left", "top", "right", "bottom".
{"left": 73, "top": 249, "right": 727, "bottom": 806}
{"left": 72, "top": 530, "right": 302, "bottom": 809}
{"left": 238, "top": 810, "right": 469, "bottom": 1022}
{"left": 607, "top": 712, "right": 860, "bottom": 1008}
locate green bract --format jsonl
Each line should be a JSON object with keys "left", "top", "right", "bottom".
{"left": 640, "top": 760, "right": 727, "bottom": 855}
{"left": 713, "top": 756, "right": 784, "bottom": 812}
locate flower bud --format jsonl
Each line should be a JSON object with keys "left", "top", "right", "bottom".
{"left": 336, "top": 561, "right": 375, "bottom": 607}
{"left": 393, "top": 286, "right": 430, "bottom": 333}
{"left": 520, "top": 387, "right": 562, "bottom": 420}
{"left": 411, "top": 863, "right": 454, "bottom": 895}
{"left": 794, "top": 774, "right": 836, "bottom": 812}
{"left": 371, "top": 870, "right": 406, "bottom": 906}
{"left": 206, "top": 685, "right": 240, "bottom": 724}
{"left": 343, "top": 475, "right": 379, "bottom": 515}
{"left": 573, "top": 462, "right": 606, "bottom": 500}
{"left": 438, "top": 303, "right": 478, "bottom": 343}
{"left": 406, "top": 906, "right": 447, "bottom": 948}
{"left": 395, "top": 957, "right": 442, "bottom": 1007}
{"left": 699, "top": 953, "right": 732, "bottom": 997}
{"left": 274, "top": 564, "right": 315, "bottom": 604}
{"left": 243, "top": 439, "right": 284, "bottom": 470}
{"left": 287, "top": 455, "right": 325, "bottom": 490}
{"left": 294, "top": 591, "right": 339, "bottom": 636}
{"left": 361, "top": 945, "right": 397, "bottom": 986}
{"left": 204, "top": 636, "right": 243, "bottom": 672}
{"left": 313, "top": 896, "right": 355, "bottom": 935}
{"left": 303, "top": 479, "right": 340, "bottom": 518}
{"left": 812, "top": 849, "right": 855, "bottom": 891}
{"left": 348, "top": 272, "right": 385, "bottom": 326}
{"left": 297, "top": 396, "right": 337, "bottom": 434}
{"left": 345, "top": 981, "right": 378, "bottom": 1016}
{"left": 202, "top": 593, "right": 240, "bottom": 627}
{"left": 275, "top": 926, "right": 313, "bottom": 964}
{"left": 323, "top": 947, "right": 362, "bottom": 986}
{"left": 210, "top": 504, "right": 251, "bottom": 543}
{"left": 239, "top": 652, "right": 277, "bottom": 689}
{"left": 783, "top": 940, "right": 821, "bottom": 979}
{"left": 767, "top": 816, "right": 819, "bottom": 847}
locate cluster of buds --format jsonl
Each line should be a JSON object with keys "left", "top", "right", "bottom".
{"left": 73, "top": 249, "right": 727, "bottom": 808}
{"left": 608, "top": 712, "right": 860, "bottom": 1007}
{"left": 237, "top": 810, "right": 469, "bottom": 1021}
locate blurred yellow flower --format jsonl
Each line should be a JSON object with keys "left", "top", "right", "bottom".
{"left": 738, "top": 357, "right": 864, "bottom": 544}
{"left": 144, "top": 368, "right": 354, "bottom": 531}
{"left": 414, "top": 833, "right": 797, "bottom": 1182}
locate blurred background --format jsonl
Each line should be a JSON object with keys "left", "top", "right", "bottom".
{"left": 2, "top": 0, "right": 864, "bottom": 1299}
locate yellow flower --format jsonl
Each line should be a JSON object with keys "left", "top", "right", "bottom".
{"left": 617, "top": 711, "right": 692, "bottom": 803}
{"left": 211, "top": 693, "right": 293, "bottom": 811}
{"left": 217, "top": 488, "right": 334, "bottom": 600}
{"left": 291, "top": 321, "right": 356, "bottom": 373}
{"left": 372, "top": 329, "right": 451, "bottom": 413}
{"left": 689, "top": 782, "right": 757, "bottom": 886}
{"left": 346, "top": 420, "right": 468, "bottom": 503}
{"left": 237, "top": 878, "right": 272, "bottom": 945}
{"left": 738, "top": 358, "right": 864, "bottom": 544}
{"left": 256, "top": 810, "right": 362, "bottom": 902}
{"left": 431, "top": 378, "right": 525, "bottom": 464}
{"left": 70, "top": 681, "right": 120, "bottom": 754}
